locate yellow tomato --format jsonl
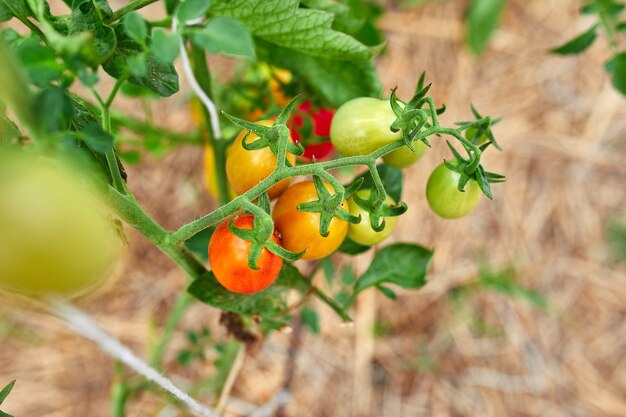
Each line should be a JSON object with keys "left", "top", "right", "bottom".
{"left": 0, "top": 151, "right": 120, "bottom": 296}
{"left": 226, "top": 120, "right": 297, "bottom": 200}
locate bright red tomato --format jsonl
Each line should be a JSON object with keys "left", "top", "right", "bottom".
{"left": 208, "top": 214, "right": 283, "bottom": 294}
{"left": 290, "top": 101, "right": 336, "bottom": 162}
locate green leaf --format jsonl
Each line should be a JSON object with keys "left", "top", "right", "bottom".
{"left": 9, "top": 35, "right": 64, "bottom": 86}
{"left": 103, "top": 25, "right": 179, "bottom": 97}
{"left": 176, "top": 349, "right": 195, "bottom": 365}
{"left": 0, "top": 2, "right": 12, "bottom": 22}
{"left": 127, "top": 53, "right": 147, "bottom": 77}
{"left": 82, "top": 123, "right": 114, "bottom": 153}
{"left": 184, "top": 226, "right": 215, "bottom": 263}
{"left": 340, "top": 265, "right": 356, "bottom": 285}
{"left": 34, "top": 87, "right": 73, "bottom": 132}
{"left": 264, "top": 43, "right": 382, "bottom": 107}
{"left": 118, "top": 150, "right": 140, "bottom": 164}
{"left": 67, "top": 93, "right": 100, "bottom": 129}
{"left": 210, "top": 0, "right": 377, "bottom": 62}
{"left": 354, "top": 243, "right": 432, "bottom": 295}
{"left": 605, "top": 52, "right": 626, "bottom": 96}
{"left": 67, "top": 0, "right": 117, "bottom": 65}
{"left": 188, "top": 264, "right": 308, "bottom": 328}
{"left": 192, "top": 16, "right": 255, "bottom": 59}
{"left": 338, "top": 236, "right": 370, "bottom": 255}
{"left": 300, "top": 0, "right": 383, "bottom": 45}
{"left": 176, "top": 0, "right": 211, "bottom": 22}
{"left": 479, "top": 268, "right": 547, "bottom": 309}
{"left": 188, "top": 271, "right": 287, "bottom": 318}
{"left": 274, "top": 262, "right": 312, "bottom": 293}
{"left": 151, "top": 28, "right": 180, "bottom": 64}
{"left": 466, "top": 0, "right": 505, "bottom": 55}
{"left": 0, "top": 0, "right": 31, "bottom": 20}
{"left": 550, "top": 25, "right": 597, "bottom": 55}
{"left": 376, "top": 285, "right": 397, "bottom": 300}
{"left": 123, "top": 11, "right": 147, "bottom": 44}
{"left": 0, "top": 380, "right": 15, "bottom": 405}
{"left": 165, "top": 0, "right": 180, "bottom": 15}
{"left": 301, "top": 307, "right": 319, "bottom": 334}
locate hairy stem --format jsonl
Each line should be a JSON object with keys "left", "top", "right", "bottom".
{"left": 109, "top": 0, "right": 160, "bottom": 22}
{"left": 111, "top": 112, "right": 203, "bottom": 145}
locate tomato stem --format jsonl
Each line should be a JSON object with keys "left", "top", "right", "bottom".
{"left": 108, "top": 0, "right": 160, "bottom": 23}
{"left": 189, "top": 43, "right": 231, "bottom": 205}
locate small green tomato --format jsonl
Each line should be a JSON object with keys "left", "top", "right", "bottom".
{"left": 426, "top": 162, "right": 482, "bottom": 219}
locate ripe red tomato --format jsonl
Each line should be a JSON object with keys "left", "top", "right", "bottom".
{"left": 208, "top": 214, "right": 283, "bottom": 294}
{"left": 272, "top": 180, "right": 348, "bottom": 260}
{"left": 226, "top": 120, "right": 297, "bottom": 200}
{"left": 290, "top": 101, "right": 336, "bottom": 162}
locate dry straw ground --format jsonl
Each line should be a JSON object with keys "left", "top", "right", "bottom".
{"left": 2, "top": 0, "right": 626, "bottom": 416}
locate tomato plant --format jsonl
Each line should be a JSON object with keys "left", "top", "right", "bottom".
{"left": 330, "top": 97, "right": 428, "bottom": 168}
{"left": 0, "top": 0, "right": 506, "bottom": 415}
{"left": 272, "top": 180, "right": 349, "bottom": 260}
{"left": 426, "top": 162, "right": 483, "bottom": 219}
{"left": 209, "top": 215, "right": 283, "bottom": 294}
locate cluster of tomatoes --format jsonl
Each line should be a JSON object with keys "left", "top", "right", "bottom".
{"left": 208, "top": 96, "right": 487, "bottom": 295}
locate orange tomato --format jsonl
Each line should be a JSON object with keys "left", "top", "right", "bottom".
{"left": 226, "top": 120, "right": 297, "bottom": 199}
{"left": 272, "top": 180, "right": 348, "bottom": 260}
{"left": 208, "top": 214, "right": 283, "bottom": 294}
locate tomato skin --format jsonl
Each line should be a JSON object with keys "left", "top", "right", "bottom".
{"left": 382, "top": 141, "right": 428, "bottom": 168}
{"left": 330, "top": 97, "right": 426, "bottom": 168}
{"left": 272, "top": 181, "right": 348, "bottom": 260}
{"left": 226, "top": 120, "right": 296, "bottom": 200}
{"left": 301, "top": 141, "right": 335, "bottom": 161}
{"left": 0, "top": 152, "right": 120, "bottom": 296}
{"left": 290, "top": 102, "right": 336, "bottom": 162}
{"left": 426, "top": 163, "right": 482, "bottom": 219}
{"left": 331, "top": 98, "right": 399, "bottom": 157}
{"left": 347, "top": 190, "right": 399, "bottom": 246}
{"left": 208, "top": 215, "right": 283, "bottom": 294}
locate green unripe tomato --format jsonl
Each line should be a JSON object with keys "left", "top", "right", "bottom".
{"left": 331, "top": 98, "right": 400, "bottom": 156}
{"left": 382, "top": 141, "right": 428, "bottom": 168}
{"left": 426, "top": 163, "right": 482, "bottom": 219}
{"left": 0, "top": 152, "right": 120, "bottom": 296}
{"left": 347, "top": 190, "right": 399, "bottom": 246}
{"left": 464, "top": 127, "right": 489, "bottom": 145}
{"left": 330, "top": 97, "right": 427, "bottom": 168}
